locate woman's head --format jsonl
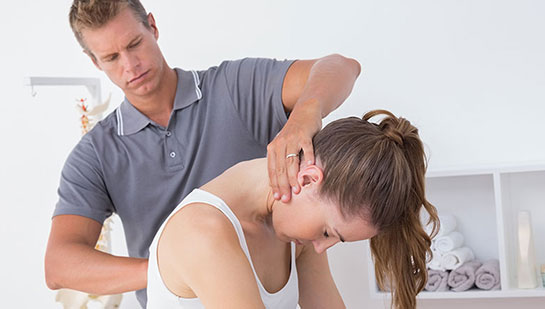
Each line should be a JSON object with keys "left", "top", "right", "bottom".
{"left": 314, "top": 110, "right": 438, "bottom": 308}
{"left": 275, "top": 109, "right": 439, "bottom": 309}
{"left": 271, "top": 164, "right": 378, "bottom": 253}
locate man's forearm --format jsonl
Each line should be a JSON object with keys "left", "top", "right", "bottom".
{"left": 45, "top": 243, "right": 147, "bottom": 295}
{"left": 292, "top": 54, "right": 361, "bottom": 119}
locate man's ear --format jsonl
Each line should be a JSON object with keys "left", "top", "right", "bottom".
{"left": 297, "top": 165, "right": 324, "bottom": 189}
{"left": 147, "top": 13, "right": 159, "bottom": 40}
{"left": 84, "top": 50, "right": 102, "bottom": 71}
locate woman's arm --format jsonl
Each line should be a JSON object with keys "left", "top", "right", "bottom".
{"left": 296, "top": 244, "right": 346, "bottom": 309}
{"left": 157, "top": 203, "right": 265, "bottom": 309}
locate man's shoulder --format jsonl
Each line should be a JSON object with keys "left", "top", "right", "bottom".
{"left": 189, "top": 58, "right": 286, "bottom": 93}
{"left": 69, "top": 108, "right": 119, "bottom": 158}
{"left": 190, "top": 58, "right": 259, "bottom": 78}
{"left": 84, "top": 108, "right": 119, "bottom": 140}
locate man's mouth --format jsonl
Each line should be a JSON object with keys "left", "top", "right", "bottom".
{"left": 129, "top": 70, "right": 149, "bottom": 84}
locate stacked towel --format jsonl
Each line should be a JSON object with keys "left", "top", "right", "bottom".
{"left": 426, "top": 214, "right": 472, "bottom": 271}
{"left": 425, "top": 269, "right": 449, "bottom": 292}
{"left": 475, "top": 259, "right": 501, "bottom": 290}
{"left": 425, "top": 214, "right": 457, "bottom": 237}
{"left": 447, "top": 260, "right": 482, "bottom": 292}
{"left": 427, "top": 247, "right": 445, "bottom": 271}
{"left": 435, "top": 231, "right": 465, "bottom": 253}
{"left": 423, "top": 213, "right": 502, "bottom": 293}
{"left": 442, "top": 247, "right": 475, "bottom": 270}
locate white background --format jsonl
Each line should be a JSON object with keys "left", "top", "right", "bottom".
{"left": 0, "top": 0, "right": 544, "bottom": 308}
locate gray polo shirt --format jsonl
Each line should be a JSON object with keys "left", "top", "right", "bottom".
{"left": 53, "top": 57, "right": 294, "bottom": 307}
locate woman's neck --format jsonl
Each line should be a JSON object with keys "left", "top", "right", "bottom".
{"left": 200, "top": 158, "right": 277, "bottom": 225}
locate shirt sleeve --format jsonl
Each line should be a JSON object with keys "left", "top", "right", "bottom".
{"left": 219, "top": 57, "right": 296, "bottom": 146}
{"left": 53, "top": 134, "right": 114, "bottom": 224}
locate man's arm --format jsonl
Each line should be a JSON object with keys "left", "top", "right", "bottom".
{"left": 268, "top": 54, "right": 361, "bottom": 202}
{"left": 45, "top": 215, "right": 148, "bottom": 294}
{"left": 296, "top": 244, "right": 345, "bottom": 308}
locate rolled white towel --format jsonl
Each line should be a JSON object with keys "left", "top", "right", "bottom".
{"left": 427, "top": 247, "right": 446, "bottom": 271}
{"left": 435, "top": 231, "right": 465, "bottom": 254}
{"left": 441, "top": 247, "right": 475, "bottom": 270}
{"left": 425, "top": 214, "right": 457, "bottom": 238}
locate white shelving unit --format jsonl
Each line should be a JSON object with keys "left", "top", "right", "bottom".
{"left": 367, "top": 162, "right": 545, "bottom": 299}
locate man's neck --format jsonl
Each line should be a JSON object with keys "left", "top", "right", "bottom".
{"left": 126, "top": 65, "right": 178, "bottom": 128}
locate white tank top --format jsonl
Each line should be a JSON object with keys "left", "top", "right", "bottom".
{"left": 147, "top": 189, "right": 299, "bottom": 308}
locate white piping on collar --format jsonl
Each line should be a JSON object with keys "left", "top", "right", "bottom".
{"left": 191, "top": 70, "right": 202, "bottom": 100}
{"left": 116, "top": 107, "right": 124, "bottom": 136}
{"left": 116, "top": 70, "right": 199, "bottom": 137}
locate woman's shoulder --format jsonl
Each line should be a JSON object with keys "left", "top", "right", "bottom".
{"left": 162, "top": 202, "right": 239, "bottom": 247}
{"left": 156, "top": 202, "right": 247, "bottom": 297}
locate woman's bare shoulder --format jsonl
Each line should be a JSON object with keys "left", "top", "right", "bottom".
{"left": 156, "top": 202, "right": 242, "bottom": 296}
{"left": 160, "top": 202, "right": 241, "bottom": 254}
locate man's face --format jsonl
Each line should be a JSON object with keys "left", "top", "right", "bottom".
{"left": 80, "top": 7, "right": 165, "bottom": 99}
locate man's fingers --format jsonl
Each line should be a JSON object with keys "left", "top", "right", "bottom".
{"left": 267, "top": 145, "right": 280, "bottom": 200}
{"left": 268, "top": 128, "right": 315, "bottom": 203}
{"left": 301, "top": 139, "right": 315, "bottom": 165}
{"left": 276, "top": 150, "right": 291, "bottom": 202}
{"left": 286, "top": 151, "right": 301, "bottom": 195}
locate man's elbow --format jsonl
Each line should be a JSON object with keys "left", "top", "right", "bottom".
{"left": 44, "top": 253, "right": 63, "bottom": 290}
{"left": 326, "top": 53, "right": 361, "bottom": 78}
{"left": 349, "top": 57, "right": 362, "bottom": 77}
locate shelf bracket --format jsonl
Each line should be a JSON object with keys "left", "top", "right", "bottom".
{"left": 24, "top": 76, "right": 102, "bottom": 106}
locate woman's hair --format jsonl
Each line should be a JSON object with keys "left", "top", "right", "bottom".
{"left": 69, "top": 0, "right": 150, "bottom": 52}
{"left": 313, "top": 110, "right": 439, "bottom": 309}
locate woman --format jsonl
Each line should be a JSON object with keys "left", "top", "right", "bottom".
{"left": 147, "top": 110, "right": 439, "bottom": 309}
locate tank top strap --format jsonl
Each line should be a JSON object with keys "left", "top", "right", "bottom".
{"left": 183, "top": 189, "right": 298, "bottom": 302}
{"left": 185, "top": 189, "right": 256, "bottom": 267}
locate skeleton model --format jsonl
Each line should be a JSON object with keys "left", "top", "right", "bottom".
{"left": 55, "top": 94, "right": 124, "bottom": 309}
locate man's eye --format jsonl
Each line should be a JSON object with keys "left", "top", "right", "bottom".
{"left": 106, "top": 55, "right": 118, "bottom": 62}
{"left": 323, "top": 231, "right": 329, "bottom": 238}
{"left": 129, "top": 40, "right": 141, "bottom": 48}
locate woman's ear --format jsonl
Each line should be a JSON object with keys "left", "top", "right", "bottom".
{"left": 297, "top": 165, "right": 324, "bottom": 189}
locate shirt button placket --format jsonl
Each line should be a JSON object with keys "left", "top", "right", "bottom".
{"left": 166, "top": 131, "right": 175, "bottom": 158}
{"left": 164, "top": 129, "right": 182, "bottom": 169}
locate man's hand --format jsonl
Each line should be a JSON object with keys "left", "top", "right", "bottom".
{"left": 267, "top": 99, "right": 321, "bottom": 202}
{"left": 268, "top": 54, "right": 361, "bottom": 203}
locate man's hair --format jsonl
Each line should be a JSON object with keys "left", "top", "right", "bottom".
{"left": 69, "top": 0, "right": 150, "bottom": 52}
{"left": 312, "top": 110, "right": 439, "bottom": 309}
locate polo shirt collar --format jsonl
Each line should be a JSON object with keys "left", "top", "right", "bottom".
{"left": 173, "top": 68, "right": 203, "bottom": 111}
{"left": 116, "top": 68, "right": 202, "bottom": 136}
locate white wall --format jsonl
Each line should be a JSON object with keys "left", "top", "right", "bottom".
{"left": 1, "top": 0, "right": 543, "bottom": 308}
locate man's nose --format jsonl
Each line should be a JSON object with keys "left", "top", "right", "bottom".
{"left": 122, "top": 52, "right": 140, "bottom": 73}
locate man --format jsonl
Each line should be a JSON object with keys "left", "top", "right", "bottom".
{"left": 45, "top": 0, "right": 360, "bottom": 307}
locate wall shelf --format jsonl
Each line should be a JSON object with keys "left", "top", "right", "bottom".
{"left": 367, "top": 162, "right": 545, "bottom": 299}
{"left": 373, "top": 288, "right": 545, "bottom": 300}
{"left": 24, "top": 76, "right": 102, "bottom": 105}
